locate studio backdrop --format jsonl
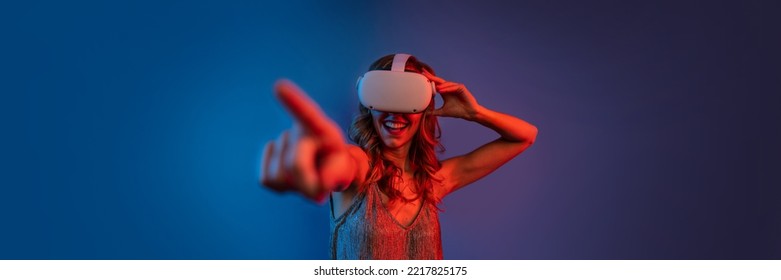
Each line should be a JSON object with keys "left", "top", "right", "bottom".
{"left": 1, "top": 0, "right": 779, "bottom": 259}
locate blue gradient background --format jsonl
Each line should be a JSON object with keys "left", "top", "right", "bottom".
{"left": 1, "top": 1, "right": 779, "bottom": 259}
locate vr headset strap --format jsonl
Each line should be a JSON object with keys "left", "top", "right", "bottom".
{"left": 391, "top": 54, "right": 412, "bottom": 72}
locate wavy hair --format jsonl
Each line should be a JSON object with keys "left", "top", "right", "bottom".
{"left": 349, "top": 54, "right": 445, "bottom": 207}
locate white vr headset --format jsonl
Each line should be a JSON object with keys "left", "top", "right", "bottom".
{"left": 356, "top": 53, "right": 436, "bottom": 113}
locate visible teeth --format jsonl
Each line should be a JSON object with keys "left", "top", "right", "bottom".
{"left": 384, "top": 121, "right": 407, "bottom": 129}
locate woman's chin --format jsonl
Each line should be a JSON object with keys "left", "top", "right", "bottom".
{"left": 378, "top": 126, "right": 416, "bottom": 150}
{"left": 381, "top": 138, "right": 408, "bottom": 150}
{"left": 382, "top": 141, "right": 402, "bottom": 149}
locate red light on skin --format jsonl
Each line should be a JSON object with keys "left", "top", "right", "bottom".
{"left": 370, "top": 110, "right": 423, "bottom": 150}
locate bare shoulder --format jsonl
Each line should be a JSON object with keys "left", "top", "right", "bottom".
{"left": 346, "top": 144, "right": 369, "bottom": 163}
{"left": 347, "top": 144, "right": 369, "bottom": 184}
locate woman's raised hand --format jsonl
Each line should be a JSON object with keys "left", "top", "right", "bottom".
{"left": 260, "top": 79, "right": 355, "bottom": 202}
{"left": 422, "top": 70, "right": 483, "bottom": 121}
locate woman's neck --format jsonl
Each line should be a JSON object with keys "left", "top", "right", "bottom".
{"left": 383, "top": 142, "right": 419, "bottom": 196}
{"left": 382, "top": 142, "right": 412, "bottom": 174}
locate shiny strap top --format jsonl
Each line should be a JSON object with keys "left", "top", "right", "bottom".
{"left": 329, "top": 184, "right": 443, "bottom": 259}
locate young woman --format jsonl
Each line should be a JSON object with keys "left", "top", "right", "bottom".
{"left": 260, "top": 54, "right": 538, "bottom": 259}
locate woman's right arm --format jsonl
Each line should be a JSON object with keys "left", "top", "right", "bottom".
{"left": 259, "top": 80, "right": 367, "bottom": 202}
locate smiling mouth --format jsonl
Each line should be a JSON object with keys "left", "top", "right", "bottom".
{"left": 382, "top": 120, "right": 409, "bottom": 134}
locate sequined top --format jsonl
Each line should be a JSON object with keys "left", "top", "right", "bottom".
{"left": 329, "top": 184, "right": 443, "bottom": 259}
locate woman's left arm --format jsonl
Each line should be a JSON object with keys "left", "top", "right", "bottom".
{"left": 423, "top": 71, "right": 538, "bottom": 198}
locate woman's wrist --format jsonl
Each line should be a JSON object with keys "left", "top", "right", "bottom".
{"left": 467, "top": 104, "right": 487, "bottom": 122}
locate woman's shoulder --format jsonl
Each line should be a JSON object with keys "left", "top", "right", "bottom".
{"left": 346, "top": 144, "right": 369, "bottom": 162}
{"left": 344, "top": 144, "right": 370, "bottom": 193}
{"left": 346, "top": 144, "right": 371, "bottom": 174}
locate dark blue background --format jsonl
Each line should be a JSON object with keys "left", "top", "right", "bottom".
{"left": 1, "top": 0, "right": 779, "bottom": 259}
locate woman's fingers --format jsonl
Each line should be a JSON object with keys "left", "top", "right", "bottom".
{"left": 262, "top": 79, "right": 354, "bottom": 202}
{"left": 436, "top": 83, "right": 463, "bottom": 94}
{"left": 285, "top": 125, "right": 320, "bottom": 199}
{"left": 422, "top": 70, "right": 446, "bottom": 84}
{"left": 435, "top": 81, "right": 458, "bottom": 88}
{"left": 261, "top": 124, "right": 343, "bottom": 202}
{"left": 437, "top": 84, "right": 458, "bottom": 91}
{"left": 419, "top": 72, "right": 466, "bottom": 95}
{"left": 282, "top": 124, "right": 303, "bottom": 172}
{"left": 293, "top": 139, "right": 322, "bottom": 200}
{"left": 259, "top": 141, "right": 275, "bottom": 187}
{"left": 274, "top": 79, "right": 344, "bottom": 147}
{"left": 265, "top": 131, "right": 291, "bottom": 192}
